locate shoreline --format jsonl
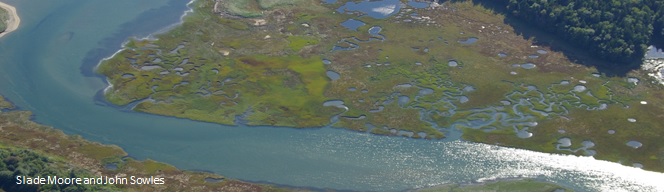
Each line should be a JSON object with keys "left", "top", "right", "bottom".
{"left": 95, "top": 0, "right": 195, "bottom": 94}
{"left": 0, "top": 102, "right": 290, "bottom": 191}
{"left": 414, "top": 178, "right": 571, "bottom": 192}
{"left": 3, "top": 0, "right": 660, "bottom": 191}
{"left": 0, "top": 1, "right": 20, "bottom": 38}
{"left": 94, "top": 0, "right": 664, "bottom": 176}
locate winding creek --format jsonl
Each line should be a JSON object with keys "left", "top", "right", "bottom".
{"left": 0, "top": 0, "right": 663, "bottom": 191}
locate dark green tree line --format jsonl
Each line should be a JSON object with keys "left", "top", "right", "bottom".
{"left": 503, "top": 0, "right": 664, "bottom": 66}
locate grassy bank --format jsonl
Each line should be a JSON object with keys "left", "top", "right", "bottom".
{"left": 0, "top": 97, "right": 291, "bottom": 192}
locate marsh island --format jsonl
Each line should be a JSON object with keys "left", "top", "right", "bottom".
{"left": 98, "top": 0, "right": 664, "bottom": 173}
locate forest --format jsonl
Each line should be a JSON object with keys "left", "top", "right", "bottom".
{"left": 499, "top": 0, "right": 664, "bottom": 68}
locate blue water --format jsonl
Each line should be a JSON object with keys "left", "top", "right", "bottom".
{"left": 341, "top": 19, "right": 365, "bottom": 31}
{"left": 407, "top": 0, "right": 430, "bottom": 9}
{"left": 1, "top": 0, "right": 663, "bottom": 192}
{"left": 368, "top": 26, "right": 382, "bottom": 35}
{"left": 326, "top": 70, "right": 341, "bottom": 80}
{"left": 336, "top": 0, "right": 401, "bottom": 19}
{"left": 323, "top": 0, "right": 337, "bottom": 4}
{"left": 458, "top": 37, "right": 479, "bottom": 45}
{"left": 645, "top": 45, "right": 664, "bottom": 59}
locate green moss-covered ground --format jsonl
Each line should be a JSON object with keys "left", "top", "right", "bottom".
{"left": 98, "top": 0, "right": 664, "bottom": 172}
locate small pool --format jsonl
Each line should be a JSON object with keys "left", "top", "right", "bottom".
{"left": 326, "top": 70, "right": 341, "bottom": 80}
{"left": 407, "top": 0, "right": 430, "bottom": 8}
{"left": 448, "top": 60, "right": 458, "bottom": 67}
{"left": 368, "top": 26, "right": 382, "bottom": 35}
{"left": 573, "top": 85, "right": 587, "bottom": 92}
{"left": 558, "top": 137, "right": 572, "bottom": 147}
{"left": 626, "top": 141, "right": 643, "bottom": 149}
{"left": 341, "top": 19, "right": 366, "bottom": 31}
{"left": 458, "top": 37, "right": 478, "bottom": 45}
{"left": 521, "top": 63, "right": 536, "bottom": 69}
{"left": 336, "top": 0, "right": 402, "bottom": 19}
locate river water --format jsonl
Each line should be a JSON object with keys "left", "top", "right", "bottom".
{"left": 0, "top": 0, "right": 662, "bottom": 191}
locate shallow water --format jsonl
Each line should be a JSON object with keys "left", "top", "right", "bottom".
{"left": 521, "top": 63, "right": 536, "bottom": 69}
{"left": 459, "top": 96, "right": 469, "bottom": 103}
{"left": 633, "top": 163, "right": 644, "bottom": 169}
{"left": 341, "top": 19, "right": 366, "bottom": 31}
{"left": 105, "top": 163, "right": 118, "bottom": 170}
{"left": 323, "top": 100, "right": 346, "bottom": 109}
{"left": 582, "top": 141, "right": 595, "bottom": 148}
{"left": 121, "top": 73, "right": 134, "bottom": 79}
{"left": 516, "top": 132, "right": 532, "bottom": 139}
{"left": 140, "top": 65, "right": 162, "bottom": 71}
{"left": 368, "top": 26, "right": 382, "bottom": 35}
{"left": 448, "top": 60, "right": 458, "bottom": 67}
{"left": 458, "top": 37, "right": 478, "bottom": 45}
{"left": 407, "top": 0, "right": 429, "bottom": 9}
{"left": 336, "top": 0, "right": 401, "bottom": 19}
{"left": 419, "top": 88, "right": 434, "bottom": 95}
{"left": 645, "top": 45, "right": 664, "bottom": 59}
{"left": 398, "top": 95, "right": 410, "bottom": 106}
{"left": 0, "top": 0, "right": 663, "bottom": 192}
{"left": 326, "top": 70, "right": 341, "bottom": 80}
{"left": 627, "top": 78, "right": 639, "bottom": 85}
{"left": 573, "top": 85, "right": 587, "bottom": 92}
{"left": 626, "top": 141, "right": 643, "bottom": 149}
{"left": 558, "top": 138, "right": 572, "bottom": 148}
{"left": 395, "top": 83, "right": 413, "bottom": 88}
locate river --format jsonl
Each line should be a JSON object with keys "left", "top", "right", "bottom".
{"left": 0, "top": 0, "right": 662, "bottom": 191}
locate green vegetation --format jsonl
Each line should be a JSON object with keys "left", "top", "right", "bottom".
{"left": 502, "top": 0, "right": 664, "bottom": 66}
{"left": 0, "top": 7, "right": 7, "bottom": 32}
{"left": 219, "top": 0, "right": 263, "bottom": 18}
{"left": 0, "top": 148, "right": 118, "bottom": 191}
{"left": 0, "top": 97, "right": 291, "bottom": 191}
{"left": 98, "top": 0, "right": 664, "bottom": 172}
{"left": 98, "top": 0, "right": 338, "bottom": 128}
{"left": 657, "top": 4, "right": 664, "bottom": 38}
{"left": 0, "top": 96, "right": 12, "bottom": 110}
{"left": 417, "top": 179, "right": 570, "bottom": 192}
{"left": 257, "top": 0, "right": 308, "bottom": 10}
{"left": 216, "top": 0, "right": 307, "bottom": 18}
